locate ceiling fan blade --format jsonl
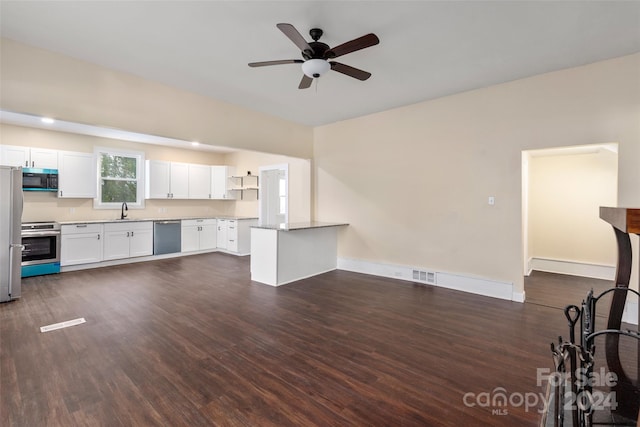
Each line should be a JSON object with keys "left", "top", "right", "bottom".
{"left": 325, "top": 33, "right": 380, "bottom": 59}
{"left": 330, "top": 62, "right": 372, "bottom": 81}
{"left": 298, "top": 74, "right": 313, "bottom": 89}
{"left": 277, "top": 23, "right": 314, "bottom": 55}
{"left": 248, "top": 59, "right": 303, "bottom": 67}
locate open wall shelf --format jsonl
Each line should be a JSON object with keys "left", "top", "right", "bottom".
{"left": 229, "top": 174, "right": 259, "bottom": 200}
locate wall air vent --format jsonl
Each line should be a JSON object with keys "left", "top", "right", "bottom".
{"left": 426, "top": 271, "right": 436, "bottom": 284}
{"left": 412, "top": 269, "right": 436, "bottom": 285}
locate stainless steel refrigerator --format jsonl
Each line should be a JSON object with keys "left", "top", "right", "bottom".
{"left": 0, "top": 165, "right": 23, "bottom": 302}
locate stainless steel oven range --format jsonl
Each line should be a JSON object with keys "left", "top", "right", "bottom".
{"left": 21, "top": 222, "right": 61, "bottom": 277}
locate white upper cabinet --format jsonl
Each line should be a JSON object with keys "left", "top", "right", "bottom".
{"left": 145, "top": 160, "right": 189, "bottom": 199}
{"left": 211, "top": 165, "right": 236, "bottom": 200}
{"left": 30, "top": 148, "right": 59, "bottom": 169}
{"left": 169, "top": 162, "right": 189, "bottom": 199}
{"left": 0, "top": 145, "right": 28, "bottom": 167}
{"left": 1, "top": 145, "right": 58, "bottom": 169}
{"left": 58, "top": 151, "right": 96, "bottom": 198}
{"left": 145, "top": 160, "right": 170, "bottom": 199}
{"left": 188, "top": 164, "right": 211, "bottom": 199}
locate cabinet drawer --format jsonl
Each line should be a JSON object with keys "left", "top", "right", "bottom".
{"left": 104, "top": 221, "right": 153, "bottom": 232}
{"left": 61, "top": 224, "right": 103, "bottom": 235}
{"left": 227, "top": 238, "right": 238, "bottom": 252}
{"left": 182, "top": 218, "right": 216, "bottom": 227}
{"left": 227, "top": 220, "right": 238, "bottom": 239}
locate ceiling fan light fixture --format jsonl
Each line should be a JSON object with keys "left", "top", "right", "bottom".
{"left": 302, "top": 59, "right": 330, "bottom": 78}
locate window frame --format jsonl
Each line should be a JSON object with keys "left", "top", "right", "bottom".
{"left": 93, "top": 147, "right": 145, "bottom": 210}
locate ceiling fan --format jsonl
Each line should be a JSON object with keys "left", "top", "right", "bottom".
{"left": 248, "top": 23, "right": 380, "bottom": 89}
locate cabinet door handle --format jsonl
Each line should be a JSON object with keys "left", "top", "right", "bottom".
{"left": 76, "top": 224, "right": 88, "bottom": 228}
{"left": 97, "top": 234, "right": 101, "bottom": 240}
{"left": 31, "top": 161, "right": 34, "bottom": 167}
{"left": 25, "top": 160, "right": 28, "bottom": 167}
{"left": 126, "top": 231, "right": 130, "bottom": 237}
{"left": 131, "top": 231, "right": 134, "bottom": 237}
{"left": 59, "top": 190, "right": 63, "bottom": 197}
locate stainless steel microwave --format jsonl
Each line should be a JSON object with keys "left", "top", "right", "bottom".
{"left": 22, "top": 168, "right": 58, "bottom": 192}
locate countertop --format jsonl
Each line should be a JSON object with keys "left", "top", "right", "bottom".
{"left": 251, "top": 221, "right": 348, "bottom": 231}
{"left": 58, "top": 216, "right": 258, "bottom": 225}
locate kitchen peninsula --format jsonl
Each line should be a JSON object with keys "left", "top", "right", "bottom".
{"left": 250, "top": 222, "right": 348, "bottom": 286}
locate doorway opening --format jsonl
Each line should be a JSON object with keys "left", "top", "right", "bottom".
{"left": 522, "top": 143, "right": 619, "bottom": 309}
{"left": 259, "top": 164, "right": 288, "bottom": 225}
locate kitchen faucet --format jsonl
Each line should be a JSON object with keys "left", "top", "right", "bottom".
{"left": 121, "top": 201, "right": 128, "bottom": 220}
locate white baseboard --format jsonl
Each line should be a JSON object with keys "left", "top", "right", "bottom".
{"left": 622, "top": 299, "right": 638, "bottom": 326}
{"left": 337, "top": 258, "right": 520, "bottom": 302}
{"left": 530, "top": 257, "right": 615, "bottom": 281}
{"left": 512, "top": 291, "right": 526, "bottom": 303}
{"left": 525, "top": 257, "right": 533, "bottom": 277}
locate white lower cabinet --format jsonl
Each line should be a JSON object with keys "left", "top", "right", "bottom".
{"left": 217, "top": 219, "right": 257, "bottom": 254}
{"left": 216, "top": 219, "right": 228, "bottom": 249}
{"left": 181, "top": 219, "right": 217, "bottom": 252}
{"left": 61, "top": 224, "right": 103, "bottom": 266}
{"left": 103, "top": 221, "right": 153, "bottom": 261}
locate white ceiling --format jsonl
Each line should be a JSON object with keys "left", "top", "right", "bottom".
{"left": 1, "top": 1, "right": 639, "bottom": 127}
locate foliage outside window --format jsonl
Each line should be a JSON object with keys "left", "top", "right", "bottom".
{"left": 94, "top": 148, "right": 144, "bottom": 208}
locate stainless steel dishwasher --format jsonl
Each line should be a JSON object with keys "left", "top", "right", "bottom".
{"left": 153, "top": 220, "right": 181, "bottom": 255}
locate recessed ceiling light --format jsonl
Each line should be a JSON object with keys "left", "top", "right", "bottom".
{"left": 191, "top": 141, "right": 200, "bottom": 146}
{"left": 41, "top": 117, "right": 55, "bottom": 124}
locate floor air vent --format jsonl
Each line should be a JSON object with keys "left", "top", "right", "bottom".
{"left": 40, "top": 317, "right": 86, "bottom": 333}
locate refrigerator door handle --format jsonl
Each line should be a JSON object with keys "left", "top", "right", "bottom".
{"left": 8, "top": 244, "right": 24, "bottom": 296}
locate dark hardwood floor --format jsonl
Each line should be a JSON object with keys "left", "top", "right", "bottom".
{"left": 0, "top": 255, "right": 615, "bottom": 426}
{"left": 525, "top": 270, "right": 615, "bottom": 314}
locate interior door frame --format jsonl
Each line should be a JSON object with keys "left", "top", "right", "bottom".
{"left": 258, "top": 163, "right": 289, "bottom": 225}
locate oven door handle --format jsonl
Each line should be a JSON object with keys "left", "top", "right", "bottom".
{"left": 22, "top": 231, "right": 61, "bottom": 237}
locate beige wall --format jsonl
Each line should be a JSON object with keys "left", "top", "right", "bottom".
{"left": 314, "top": 54, "right": 640, "bottom": 295}
{"left": 528, "top": 148, "right": 618, "bottom": 266}
{"left": 224, "top": 150, "right": 311, "bottom": 223}
{"left": 1, "top": 123, "right": 235, "bottom": 222}
{"left": 2, "top": 36, "right": 639, "bottom": 298}
{"left": 0, "top": 38, "right": 313, "bottom": 158}
{"left": 2, "top": 123, "right": 311, "bottom": 224}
